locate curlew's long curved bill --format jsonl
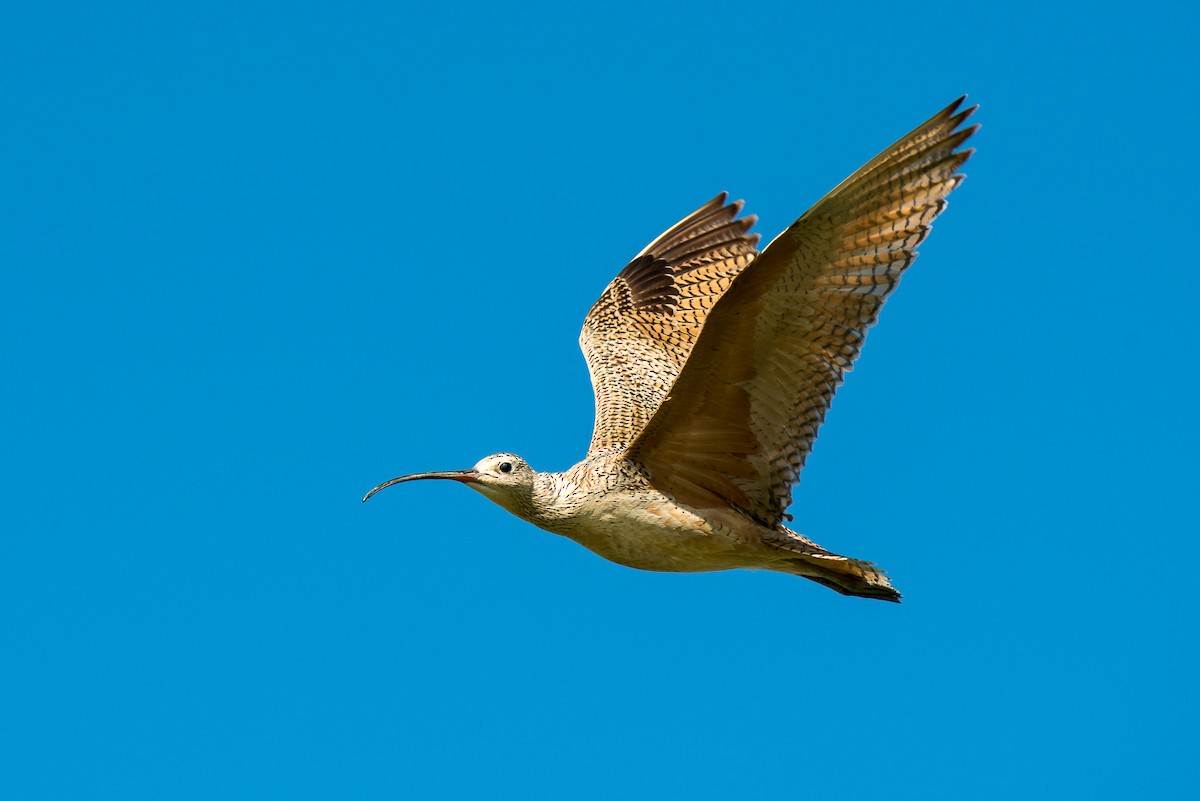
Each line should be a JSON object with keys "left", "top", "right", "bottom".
{"left": 362, "top": 469, "right": 480, "bottom": 503}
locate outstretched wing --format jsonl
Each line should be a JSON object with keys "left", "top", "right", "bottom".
{"left": 580, "top": 194, "right": 759, "bottom": 456}
{"left": 627, "top": 97, "right": 979, "bottom": 527}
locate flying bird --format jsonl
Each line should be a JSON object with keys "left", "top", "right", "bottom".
{"left": 365, "top": 97, "right": 978, "bottom": 601}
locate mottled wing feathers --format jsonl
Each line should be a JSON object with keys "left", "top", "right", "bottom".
{"left": 628, "top": 97, "right": 978, "bottom": 526}
{"left": 614, "top": 255, "right": 679, "bottom": 312}
{"left": 580, "top": 194, "right": 760, "bottom": 456}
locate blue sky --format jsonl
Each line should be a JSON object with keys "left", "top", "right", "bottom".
{"left": 3, "top": 0, "right": 1197, "bottom": 798}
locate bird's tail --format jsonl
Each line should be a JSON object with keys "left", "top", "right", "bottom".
{"left": 791, "top": 555, "right": 901, "bottom": 602}
{"left": 768, "top": 529, "right": 901, "bottom": 602}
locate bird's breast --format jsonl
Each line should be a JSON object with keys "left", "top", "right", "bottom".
{"left": 545, "top": 489, "right": 770, "bottom": 573}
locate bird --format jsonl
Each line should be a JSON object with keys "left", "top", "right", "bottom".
{"left": 364, "top": 97, "right": 978, "bottom": 602}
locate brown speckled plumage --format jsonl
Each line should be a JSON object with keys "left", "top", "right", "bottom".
{"left": 580, "top": 194, "right": 760, "bottom": 458}
{"left": 365, "top": 97, "right": 978, "bottom": 602}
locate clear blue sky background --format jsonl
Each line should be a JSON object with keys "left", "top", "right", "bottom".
{"left": 3, "top": 1, "right": 1196, "bottom": 798}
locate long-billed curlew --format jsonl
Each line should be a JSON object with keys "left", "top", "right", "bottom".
{"left": 365, "top": 97, "right": 978, "bottom": 601}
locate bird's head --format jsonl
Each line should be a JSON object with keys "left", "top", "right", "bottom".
{"left": 363, "top": 452, "right": 538, "bottom": 516}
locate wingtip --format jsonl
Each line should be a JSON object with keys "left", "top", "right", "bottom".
{"left": 943, "top": 95, "right": 981, "bottom": 126}
{"left": 941, "top": 94, "right": 968, "bottom": 117}
{"left": 952, "top": 142, "right": 979, "bottom": 170}
{"left": 951, "top": 106, "right": 981, "bottom": 131}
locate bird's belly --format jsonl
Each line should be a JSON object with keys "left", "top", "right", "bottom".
{"left": 553, "top": 495, "right": 770, "bottom": 573}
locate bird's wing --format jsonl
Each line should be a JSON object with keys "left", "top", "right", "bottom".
{"left": 580, "top": 193, "right": 760, "bottom": 456}
{"left": 626, "top": 97, "right": 978, "bottom": 527}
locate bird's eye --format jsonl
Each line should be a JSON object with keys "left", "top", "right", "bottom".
{"left": 499, "top": 462, "right": 513, "bottom": 474}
